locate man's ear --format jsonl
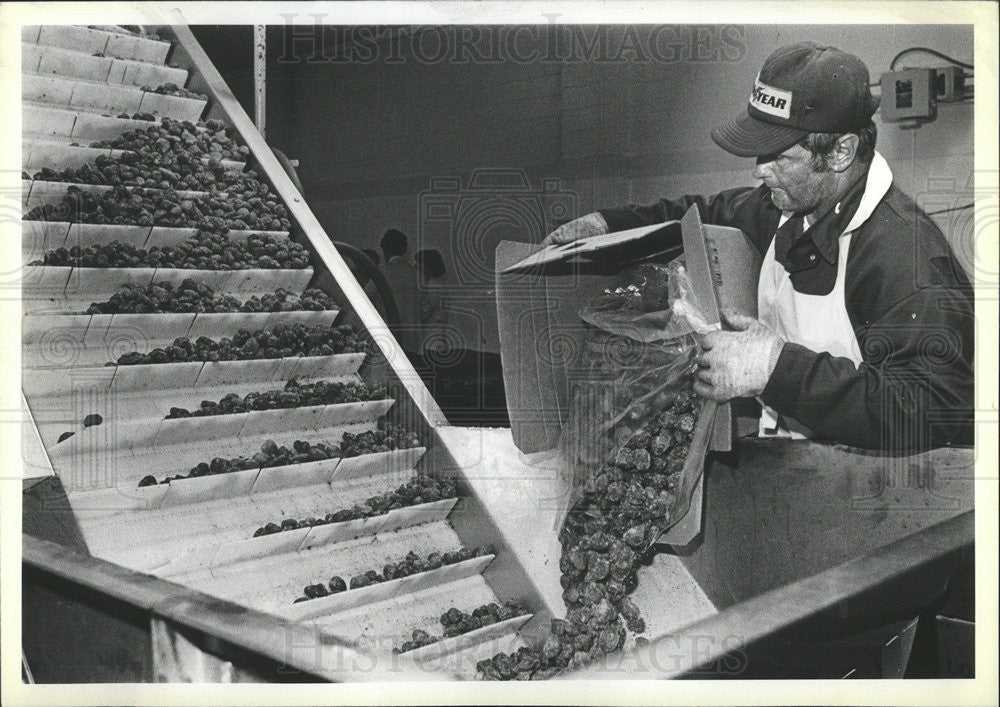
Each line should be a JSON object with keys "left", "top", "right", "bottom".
{"left": 830, "top": 133, "right": 860, "bottom": 172}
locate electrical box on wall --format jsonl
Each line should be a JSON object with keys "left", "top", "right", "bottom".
{"left": 935, "top": 66, "right": 967, "bottom": 102}
{"left": 880, "top": 68, "right": 937, "bottom": 125}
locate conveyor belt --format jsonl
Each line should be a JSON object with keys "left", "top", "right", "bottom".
{"left": 20, "top": 24, "right": 550, "bottom": 681}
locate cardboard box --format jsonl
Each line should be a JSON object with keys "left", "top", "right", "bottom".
{"left": 495, "top": 204, "right": 760, "bottom": 544}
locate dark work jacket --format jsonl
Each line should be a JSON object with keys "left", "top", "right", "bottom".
{"left": 599, "top": 180, "right": 975, "bottom": 452}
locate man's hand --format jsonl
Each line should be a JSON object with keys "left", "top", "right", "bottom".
{"left": 540, "top": 212, "right": 609, "bottom": 246}
{"left": 695, "top": 313, "right": 785, "bottom": 402}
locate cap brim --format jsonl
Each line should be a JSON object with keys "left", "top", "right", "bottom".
{"left": 711, "top": 110, "right": 809, "bottom": 158}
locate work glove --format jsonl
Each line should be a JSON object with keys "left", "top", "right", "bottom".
{"left": 694, "top": 312, "right": 785, "bottom": 402}
{"left": 540, "top": 212, "right": 609, "bottom": 246}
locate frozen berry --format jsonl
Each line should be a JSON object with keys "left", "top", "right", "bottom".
{"left": 626, "top": 616, "right": 646, "bottom": 634}
{"left": 622, "top": 526, "right": 646, "bottom": 548}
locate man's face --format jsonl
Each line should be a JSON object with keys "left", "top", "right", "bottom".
{"left": 752, "top": 143, "right": 832, "bottom": 215}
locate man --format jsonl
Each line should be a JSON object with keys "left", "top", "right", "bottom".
{"left": 543, "top": 42, "right": 973, "bottom": 452}
{"left": 379, "top": 228, "right": 423, "bottom": 360}
{"left": 379, "top": 228, "right": 409, "bottom": 266}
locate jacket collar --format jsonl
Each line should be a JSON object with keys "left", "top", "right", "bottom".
{"left": 842, "top": 150, "right": 893, "bottom": 234}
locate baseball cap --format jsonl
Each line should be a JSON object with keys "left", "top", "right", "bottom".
{"left": 711, "top": 42, "right": 880, "bottom": 157}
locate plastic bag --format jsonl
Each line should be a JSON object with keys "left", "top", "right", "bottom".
{"left": 578, "top": 262, "right": 695, "bottom": 343}
{"left": 555, "top": 259, "right": 708, "bottom": 542}
{"left": 668, "top": 259, "right": 722, "bottom": 336}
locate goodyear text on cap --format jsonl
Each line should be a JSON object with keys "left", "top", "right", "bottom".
{"left": 750, "top": 75, "right": 792, "bottom": 120}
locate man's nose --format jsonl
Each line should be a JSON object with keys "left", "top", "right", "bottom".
{"left": 752, "top": 160, "right": 772, "bottom": 180}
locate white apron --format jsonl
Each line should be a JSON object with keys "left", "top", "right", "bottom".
{"left": 756, "top": 152, "right": 893, "bottom": 438}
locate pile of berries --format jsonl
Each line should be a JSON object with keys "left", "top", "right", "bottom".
{"left": 340, "top": 426, "right": 421, "bottom": 457}
{"left": 477, "top": 647, "right": 560, "bottom": 681}
{"left": 112, "top": 324, "right": 369, "bottom": 366}
{"left": 139, "top": 426, "right": 423, "bottom": 488}
{"left": 85, "top": 280, "right": 334, "bottom": 315}
{"left": 474, "top": 599, "right": 628, "bottom": 680}
{"left": 475, "top": 385, "right": 700, "bottom": 680}
{"left": 142, "top": 82, "right": 207, "bottom": 100}
{"left": 31, "top": 152, "right": 240, "bottom": 193}
{"left": 249, "top": 472, "right": 453, "bottom": 532}
{"left": 292, "top": 546, "right": 495, "bottom": 604}
{"left": 140, "top": 438, "right": 341, "bottom": 486}
{"left": 166, "top": 379, "right": 385, "bottom": 419}
{"left": 396, "top": 601, "right": 528, "bottom": 654}
{"left": 34, "top": 120, "right": 260, "bottom": 195}
{"left": 116, "top": 111, "right": 157, "bottom": 121}
{"left": 91, "top": 118, "right": 248, "bottom": 161}
{"left": 570, "top": 386, "right": 698, "bottom": 545}
{"left": 25, "top": 182, "right": 291, "bottom": 232}
{"left": 378, "top": 545, "right": 493, "bottom": 582}
{"left": 439, "top": 600, "right": 527, "bottom": 638}
{"left": 88, "top": 25, "right": 163, "bottom": 41}
{"left": 38, "top": 232, "right": 308, "bottom": 270}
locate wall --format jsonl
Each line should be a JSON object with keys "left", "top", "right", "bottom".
{"left": 197, "top": 24, "right": 975, "bottom": 354}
